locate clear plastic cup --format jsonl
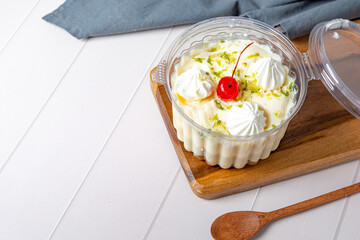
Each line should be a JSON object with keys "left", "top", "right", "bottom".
{"left": 152, "top": 17, "right": 359, "bottom": 168}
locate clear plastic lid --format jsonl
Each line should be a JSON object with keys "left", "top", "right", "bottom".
{"left": 308, "top": 19, "right": 360, "bottom": 119}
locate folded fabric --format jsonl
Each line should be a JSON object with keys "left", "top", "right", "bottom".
{"left": 43, "top": 0, "right": 360, "bottom": 39}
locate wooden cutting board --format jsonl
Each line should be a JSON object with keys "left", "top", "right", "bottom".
{"left": 150, "top": 20, "right": 360, "bottom": 199}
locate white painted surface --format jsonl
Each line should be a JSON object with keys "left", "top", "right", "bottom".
{"left": 336, "top": 161, "right": 360, "bottom": 240}
{"left": 0, "top": 0, "right": 85, "bottom": 166}
{"left": 0, "top": 1, "right": 359, "bottom": 239}
{"left": 0, "top": 3, "right": 172, "bottom": 236}
{"left": 0, "top": 0, "right": 40, "bottom": 51}
{"left": 146, "top": 173, "right": 258, "bottom": 240}
{"left": 50, "top": 26, "right": 186, "bottom": 240}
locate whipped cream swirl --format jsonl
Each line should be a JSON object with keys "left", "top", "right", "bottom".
{"left": 227, "top": 102, "right": 266, "bottom": 136}
{"left": 247, "top": 57, "right": 285, "bottom": 90}
{"left": 174, "top": 68, "right": 214, "bottom": 101}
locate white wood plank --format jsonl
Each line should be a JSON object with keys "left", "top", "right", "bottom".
{"left": 335, "top": 160, "right": 360, "bottom": 240}
{"left": 249, "top": 160, "right": 358, "bottom": 240}
{"left": 49, "top": 26, "right": 188, "bottom": 240}
{"left": 0, "top": 27, "right": 171, "bottom": 239}
{"left": 0, "top": 0, "right": 85, "bottom": 167}
{"left": 0, "top": 0, "right": 40, "bottom": 51}
{"left": 146, "top": 173, "right": 258, "bottom": 240}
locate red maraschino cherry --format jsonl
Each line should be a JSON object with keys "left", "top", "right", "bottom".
{"left": 216, "top": 42, "right": 254, "bottom": 101}
{"left": 216, "top": 76, "right": 239, "bottom": 100}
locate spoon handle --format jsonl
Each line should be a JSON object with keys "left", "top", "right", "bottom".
{"left": 268, "top": 182, "right": 360, "bottom": 221}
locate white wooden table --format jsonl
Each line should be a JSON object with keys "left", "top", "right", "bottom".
{"left": 1, "top": 1, "right": 359, "bottom": 239}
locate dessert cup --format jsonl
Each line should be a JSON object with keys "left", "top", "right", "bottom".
{"left": 152, "top": 17, "right": 360, "bottom": 169}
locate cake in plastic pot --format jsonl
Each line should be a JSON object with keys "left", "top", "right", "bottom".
{"left": 152, "top": 17, "right": 360, "bottom": 168}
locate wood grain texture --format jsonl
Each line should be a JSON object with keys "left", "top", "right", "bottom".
{"left": 150, "top": 21, "right": 360, "bottom": 199}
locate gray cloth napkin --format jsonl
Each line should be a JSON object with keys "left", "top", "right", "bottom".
{"left": 43, "top": 0, "right": 360, "bottom": 39}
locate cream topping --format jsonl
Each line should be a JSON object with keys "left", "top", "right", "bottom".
{"left": 174, "top": 68, "right": 214, "bottom": 101}
{"left": 247, "top": 57, "right": 285, "bottom": 90}
{"left": 227, "top": 102, "right": 266, "bottom": 136}
{"left": 173, "top": 39, "right": 297, "bottom": 135}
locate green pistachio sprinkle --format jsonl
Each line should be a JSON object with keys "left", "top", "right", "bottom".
{"left": 205, "top": 72, "right": 210, "bottom": 75}
{"left": 242, "top": 62, "right": 247, "bottom": 67}
{"left": 272, "top": 92, "right": 281, "bottom": 97}
{"left": 221, "top": 40, "right": 225, "bottom": 43}
{"left": 213, "top": 120, "right": 219, "bottom": 128}
{"left": 221, "top": 52, "right": 231, "bottom": 63}
{"left": 289, "top": 82, "right": 294, "bottom": 91}
{"left": 212, "top": 119, "right": 226, "bottom": 130}
{"left": 215, "top": 100, "right": 224, "bottom": 110}
{"left": 247, "top": 53, "right": 260, "bottom": 59}
{"left": 271, "top": 124, "right": 276, "bottom": 128}
{"left": 208, "top": 47, "right": 219, "bottom": 52}
{"left": 280, "top": 90, "right": 289, "bottom": 96}
{"left": 290, "top": 82, "right": 298, "bottom": 92}
{"left": 210, "top": 114, "right": 226, "bottom": 129}
{"left": 226, "top": 105, "right": 232, "bottom": 110}
{"left": 209, "top": 114, "right": 219, "bottom": 121}
{"left": 194, "top": 58, "right": 205, "bottom": 63}
{"left": 244, "top": 80, "right": 259, "bottom": 93}
{"left": 207, "top": 56, "right": 212, "bottom": 65}
{"left": 213, "top": 70, "right": 224, "bottom": 78}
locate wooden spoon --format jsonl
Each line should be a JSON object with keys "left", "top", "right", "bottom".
{"left": 211, "top": 182, "right": 360, "bottom": 240}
